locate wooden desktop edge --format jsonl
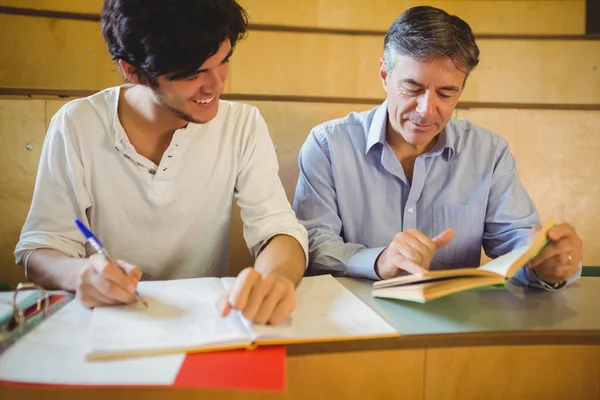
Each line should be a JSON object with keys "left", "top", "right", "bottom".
{"left": 285, "top": 330, "right": 600, "bottom": 356}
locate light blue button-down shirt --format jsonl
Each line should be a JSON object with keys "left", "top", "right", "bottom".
{"left": 292, "top": 101, "right": 581, "bottom": 289}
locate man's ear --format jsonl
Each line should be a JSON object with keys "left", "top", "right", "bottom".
{"left": 118, "top": 60, "right": 143, "bottom": 84}
{"left": 379, "top": 58, "right": 389, "bottom": 94}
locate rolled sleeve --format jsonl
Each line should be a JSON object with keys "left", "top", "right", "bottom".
{"left": 14, "top": 109, "right": 90, "bottom": 266}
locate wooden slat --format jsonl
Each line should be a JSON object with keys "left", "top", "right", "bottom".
{"left": 355, "top": 36, "right": 600, "bottom": 104}
{"left": 406, "top": 1, "right": 585, "bottom": 35}
{"left": 0, "top": 99, "right": 46, "bottom": 287}
{"left": 424, "top": 345, "right": 600, "bottom": 400}
{"left": 0, "top": 0, "right": 101, "bottom": 14}
{"left": 239, "top": 0, "right": 587, "bottom": 35}
{"left": 0, "top": 14, "right": 120, "bottom": 91}
{"left": 0, "top": 0, "right": 586, "bottom": 35}
{"left": 229, "top": 30, "right": 356, "bottom": 97}
{"left": 2, "top": 14, "right": 598, "bottom": 104}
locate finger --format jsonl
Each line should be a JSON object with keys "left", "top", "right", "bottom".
{"left": 217, "top": 294, "right": 231, "bottom": 317}
{"left": 89, "top": 254, "right": 135, "bottom": 294}
{"left": 529, "top": 241, "right": 571, "bottom": 269}
{"left": 405, "top": 229, "right": 437, "bottom": 256}
{"left": 254, "top": 281, "right": 286, "bottom": 325}
{"left": 228, "top": 267, "right": 261, "bottom": 311}
{"left": 77, "top": 281, "right": 120, "bottom": 308}
{"left": 116, "top": 260, "right": 143, "bottom": 283}
{"left": 391, "top": 239, "right": 423, "bottom": 266}
{"left": 90, "top": 269, "right": 136, "bottom": 303}
{"left": 267, "top": 286, "right": 295, "bottom": 326}
{"left": 389, "top": 253, "right": 428, "bottom": 274}
{"left": 536, "top": 258, "right": 573, "bottom": 283}
{"left": 242, "top": 275, "right": 276, "bottom": 321}
{"left": 432, "top": 228, "right": 455, "bottom": 249}
{"left": 547, "top": 224, "right": 576, "bottom": 242}
{"left": 394, "top": 231, "right": 432, "bottom": 265}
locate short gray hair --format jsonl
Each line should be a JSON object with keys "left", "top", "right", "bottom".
{"left": 383, "top": 6, "right": 479, "bottom": 76}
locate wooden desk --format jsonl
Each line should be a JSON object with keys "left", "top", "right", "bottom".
{"left": 3, "top": 278, "right": 600, "bottom": 400}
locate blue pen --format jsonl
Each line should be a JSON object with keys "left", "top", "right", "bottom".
{"left": 75, "top": 219, "right": 148, "bottom": 308}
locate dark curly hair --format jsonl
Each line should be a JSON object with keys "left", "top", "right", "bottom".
{"left": 101, "top": 0, "right": 248, "bottom": 85}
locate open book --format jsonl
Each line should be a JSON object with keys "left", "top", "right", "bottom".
{"left": 86, "top": 274, "right": 398, "bottom": 360}
{"left": 372, "top": 219, "right": 555, "bottom": 303}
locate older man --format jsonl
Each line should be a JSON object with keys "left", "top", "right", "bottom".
{"left": 293, "top": 6, "right": 582, "bottom": 290}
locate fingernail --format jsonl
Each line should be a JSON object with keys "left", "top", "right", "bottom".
{"left": 128, "top": 284, "right": 135, "bottom": 293}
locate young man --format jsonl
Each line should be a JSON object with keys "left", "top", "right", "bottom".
{"left": 293, "top": 6, "right": 582, "bottom": 290}
{"left": 15, "top": 0, "right": 307, "bottom": 325}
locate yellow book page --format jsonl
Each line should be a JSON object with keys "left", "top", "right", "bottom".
{"left": 480, "top": 218, "right": 555, "bottom": 278}
{"left": 221, "top": 275, "right": 399, "bottom": 345}
{"left": 373, "top": 276, "right": 505, "bottom": 303}
{"left": 373, "top": 267, "right": 498, "bottom": 290}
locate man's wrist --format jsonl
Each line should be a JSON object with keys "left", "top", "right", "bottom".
{"left": 529, "top": 268, "right": 567, "bottom": 290}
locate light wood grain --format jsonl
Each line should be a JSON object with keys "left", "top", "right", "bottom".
{"left": 230, "top": 30, "right": 356, "bottom": 97}
{"left": 0, "top": 100, "right": 46, "bottom": 287}
{"left": 1, "top": 1, "right": 584, "bottom": 35}
{"left": 355, "top": 37, "right": 600, "bottom": 105}
{"left": 2, "top": 14, "right": 598, "bottom": 104}
{"left": 424, "top": 345, "right": 600, "bottom": 400}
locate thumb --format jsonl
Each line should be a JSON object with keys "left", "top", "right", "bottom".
{"left": 433, "top": 228, "right": 455, "bottom": 249}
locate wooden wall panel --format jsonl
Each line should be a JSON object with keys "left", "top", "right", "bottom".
{"left": 1, "top": 1, "right": 584, "bottom": 35}
{"left": 424, "top": 345, "right": 600, "bottom": 400}
{"left": 230, "top": 31, "right": 356, "bottom": 97}
{"left": 240, "top": 0, "right": 585, "bottom": 34}
{"left": 287, "top": 348, "right": 425, "bottom": 399}
{"left": 0, "top": 0, "right": 102, "bottom": 13}
{"left": 406, "top": 1, "right": 585, "bottom": 35}
{"left": 457, "top": 109, "right": 600, "bottom": 266}
{"left": 0, "top": 14, "right": 120, "bottom": 91}
{"left": 463, "top": 40, "right": 600, "bottom": 104}
{"left": 0, "top": 100, "right": 46, "bottom": 287}
{"left": 355, "top": 37, "right": 600, "bottom": 105}
{"left": 1, "top": 14, "right": 598, "bottom": 104}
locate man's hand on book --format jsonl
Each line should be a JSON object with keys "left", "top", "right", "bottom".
{"left": 218, "top": 267, "right": 295, "bottom": 325}
{"left": 375, "top": 228, "right": 455, "bottom": 280}
{"left": 527, "top": 223, "right": 583, "bottom": 284}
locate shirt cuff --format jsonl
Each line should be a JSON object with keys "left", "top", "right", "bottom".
{"left": 346, "top": 247, "right": 386, "bottom": 280}
{"left": 524, "top": 266, "right": 567, "bottom": 291}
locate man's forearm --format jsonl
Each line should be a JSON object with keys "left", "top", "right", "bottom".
{"left": 254, "top": 235, "right": 306, "bottom": 285}
{"left": 25, "top": 249, "right": 86, "bottom": 291}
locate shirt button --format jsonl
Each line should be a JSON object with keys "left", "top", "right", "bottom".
{"left": 149, "top": 169, "right": 156, "bottom": 175}
{"left": 407, "top": 207, "right": 414, "bottom": 213}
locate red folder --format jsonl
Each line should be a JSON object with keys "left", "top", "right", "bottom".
{"left": 0, "top": 346, "right": 286, "bottom": 391}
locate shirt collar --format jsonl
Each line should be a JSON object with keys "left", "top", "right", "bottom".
{"left": 365, "top": 100, "right": 458, "bottom": 161}
{"left": 365, "top": 100, "right": 389, "bottom": 154}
